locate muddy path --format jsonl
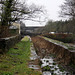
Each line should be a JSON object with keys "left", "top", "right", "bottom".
{"left": 31, "top": 36, "right": 75, "bottom": 75}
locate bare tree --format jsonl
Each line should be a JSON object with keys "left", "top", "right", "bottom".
{"left": 0, "top": 0, "right": 45, "bottom": 26}
{"left": 59, "top": 0, "right": 75, "bottom": 20}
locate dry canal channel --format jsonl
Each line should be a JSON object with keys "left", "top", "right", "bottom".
{"left": 28, "top": 36, "right": 75, "bottom": 75}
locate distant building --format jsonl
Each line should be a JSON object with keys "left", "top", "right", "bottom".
{"left": 12, "top": 22, "right": 20, "bottom": 34}
{"left": 9, "top": 21, "right": 26, "bottom": 36}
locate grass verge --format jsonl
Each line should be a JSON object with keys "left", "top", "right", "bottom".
{"left": 0, "top": 36, "right": 42, "bottom": 75}
{"left": 42, "top": 36, "right": 75, "bottom": 50}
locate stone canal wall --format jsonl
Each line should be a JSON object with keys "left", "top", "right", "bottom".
{"left": 31, "top": 36, "right": 75, "bottom": 65}
{"left": 0, "top": 35, "right": 21, "bottom": 53}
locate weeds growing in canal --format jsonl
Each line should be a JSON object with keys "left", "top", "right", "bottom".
{"left": 42, "top": 65, "right": 51, "bottom": 71}
{"left": 58, "top": 64, "right": 65, "bottom": 72}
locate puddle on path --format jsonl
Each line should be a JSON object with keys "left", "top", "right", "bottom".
{"left": 29, "top": 64, "right": 40, "bottom": 70}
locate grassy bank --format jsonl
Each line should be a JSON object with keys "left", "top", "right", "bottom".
{"left": 0, "top": 36, "right": 41, "bottom": 75}
{"left": 42, "top": 36, "right": 75, "bottom": 50}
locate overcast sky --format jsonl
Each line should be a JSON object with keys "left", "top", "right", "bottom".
{"left": 23, "top": 0, "right": 65, "bottom": 26}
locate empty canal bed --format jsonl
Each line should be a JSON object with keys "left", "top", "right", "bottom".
{"left": 29, "top": 43, "right": 70, "bottom": 75}
{"left": 31, "top": 36, "right": 75, "bottom": 75}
